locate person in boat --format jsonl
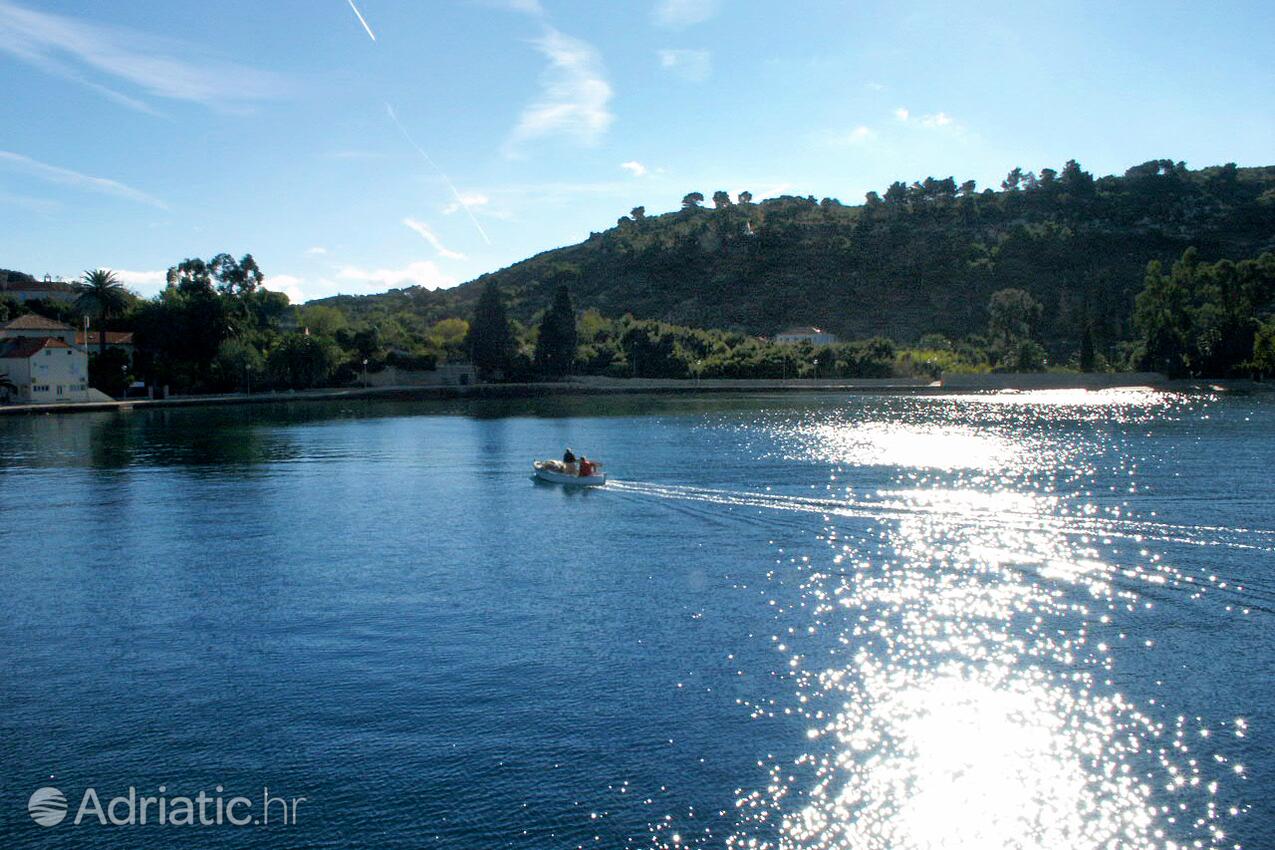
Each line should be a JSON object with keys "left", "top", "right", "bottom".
{"left": 562, "top": 448, "right": 577, "bottom": 475}
{"left": 578, "top": 457, "right": 595, "bottom": 477}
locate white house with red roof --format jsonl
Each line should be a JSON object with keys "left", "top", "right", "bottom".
{"left": 0, "top": 316, "right": 90, "bottom": 403}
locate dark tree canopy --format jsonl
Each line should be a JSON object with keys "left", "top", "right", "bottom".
{"left": 466, "top": 281, "right": 515, "bottom": 375}
{"left": 533, "top": 285, "right": 579, "bottom": 376}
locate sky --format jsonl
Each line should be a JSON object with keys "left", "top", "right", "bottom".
{"left": 1, "top": 0, "right": 1272, "bottom": 304}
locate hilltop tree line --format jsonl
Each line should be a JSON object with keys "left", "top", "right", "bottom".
{"left": 3, "top": 159, "right": 1274, "bottom": 397}
{"left": 316, "top": 158, "right": 1274, "bottom": 367}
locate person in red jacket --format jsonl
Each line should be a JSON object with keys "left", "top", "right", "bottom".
{"left": 578, "top": 457, "right": 594, "bottom": 477}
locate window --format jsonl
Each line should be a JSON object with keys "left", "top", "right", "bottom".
{"left": 33, "top": 384, "right": 49, "bottom": 392}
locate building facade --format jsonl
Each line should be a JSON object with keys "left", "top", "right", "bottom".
{"left": 774, "top": 326, "right": 838, "bottom": 345}
{"left": 0, "top": 275, "right": 77, "bottom": 304}
{"left": 0, "top": 316, "right": 90, "bottom": 403}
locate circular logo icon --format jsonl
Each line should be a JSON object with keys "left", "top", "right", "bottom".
{"left": 28, "top": 787, "right": 67, "bottom": 827}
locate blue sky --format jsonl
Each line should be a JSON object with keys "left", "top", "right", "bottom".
{"left": 1, "top": 0, "right": 1272, "bottom": 303}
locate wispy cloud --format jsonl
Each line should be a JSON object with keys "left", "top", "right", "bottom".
{"left": 620, "top": 161, "right": 648, "bottom": 177}
{"left": 403, "top": 218, "right": 466, "bottom": 260}
{"left": 841, "top": 126, "right": 872, "bottom": 144}
{"left": 506, "top": 27, "right": 614, "bottom": 154}
{"left": 657, "top": 48, "right": 711, "bottom": 82}
{"left": 0, "top": 0, "right": 289, "bottom": 111}
{"left": 345, "top": 0, "right": 377, "bottom": 41}
{"left": 305, "top": 246, "right": 328, "bottom": 255}
{"left": 0, "top": 150, "right": 166, "bottom": 208}
{"left": 386, "top": 103, "right": 491, "bottom": 245}
{"left": 0, "top": 189, "right": 59, "bottom": 214}
{"left": 894, "top": 106, "right": 959, "bottom": 130}
{"left": 105, "top": 268, "right": 166, "bottom": 296}
{"left": 337, "top": 260, "right": 459, "bottom": 291}
{"left": 442, "top": 192, "right": 490, "bottom": 215}
{"left": 478, "top": 0, "right": 545, "bottom": 15}
{"left": 653, "top": 0, "right": 720, "bottom": 28}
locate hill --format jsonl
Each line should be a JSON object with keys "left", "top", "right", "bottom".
{"left": 313, "top": 159, "right": 1275, "bottom": 355}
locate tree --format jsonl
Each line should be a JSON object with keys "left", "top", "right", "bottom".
{"left": 737, "top": 191, "right": 753, "bottom": 204}
{"left": 0, "top": 373, "right": 16, "bottom": 401}
{"left": 466, "top": 281, "right": 515, "bottom": 376}
{"left": 1079, "top": 322, "right": 1096, "bottom": 372}
{"left": 1132, "top": 258, "right": 1192, "bottom": 376}
{"left": 681, "top": 191, "right": 705, "bottom": 209}
{"left": 74, "top": 269, "right": 132, "bottom": 357}
{"left": 1252, "top": 320, "right": 1275, "bottom": 378}
{"left": 1001, "top": 167, "right": 1024, "bottom": 192}
{"left": 268, "top": 333, "right": 336, "bottom": 389}
{"left": 631, "top": 206, "right": 646, "bottom": 223}
{"left": 533, "top": 285, "right": 579, "bottom": 377}
{"left": 987, "top": 288, "right": 1043, "bottom": 363}
{"left": 208, "top": 253, "right": 263, "bottom": 296}
{"left": 712, "top": 190, "right": 731, "bottom": 209}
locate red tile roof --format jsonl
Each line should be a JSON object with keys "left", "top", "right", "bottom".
{"left": 0, "top": 314, "right": 75, "bottom": 332}
{"left": 0, "top": 336, "right": 73, "bottom": 358}
{"left": 76, "top": 330, "right": 134, "bottom": 346}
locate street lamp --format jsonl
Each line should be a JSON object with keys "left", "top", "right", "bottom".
{"left": 813, "top": 358, "right": 819, "bottom": 381}
{"left": 362, "top": 358, "right": 369, "bottom": 390}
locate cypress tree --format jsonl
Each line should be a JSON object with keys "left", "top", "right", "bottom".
{"left": 467, "top": 281, "right": 515, "bottom": 376}
{"left": 534, "top": 285, "right": 578, "bottom": 377}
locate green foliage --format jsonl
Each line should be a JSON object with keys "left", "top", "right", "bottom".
{"left": 213, "top": 338, "right": 266, "bottom": 392}
{"left": 268, "top": 334, "right": 337, "bottom": 389}
{"left": 300, "top": 305, "right": 347, "bottom": 337}
{"left": 1251, "top": 320, "right": 1275, "bottom": 377}
{"left": 466, "top": 281, "right": 516, "bottom": 376}
{"left": 533, "top": 285, "right": 579, "bottom": 376}
{"left": 75, "top": 269, "right": 134, "bottom": 355}
{"left": 1132, "top": 249, "right": 1274, "bottom": 377}
{"left": 88, "top": 347, "right": 133, "bottom": 398}
{"left": 311, "top": 159, "right": 1271, "bottom": 365}
{"left": 986, "top": 288, "right": 1046, "bottom": 370}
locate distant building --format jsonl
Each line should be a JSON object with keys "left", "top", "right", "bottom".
{"left": 0, "top": 273, "right": 77, "bottom": 304}
{"left": 0, "top": 337, "right": 89, "bottom": 403}
{"left": 774, "top": 326, "right": 838, "bottom": 345}
{"left": 0, "top": 314, "right": 78, "bottom": 346}
{"left": 76, "top": 330, "right": 135, "bottom": 359}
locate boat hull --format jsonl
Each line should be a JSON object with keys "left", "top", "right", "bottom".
{"left": 532, "top": 463, "right": 606, "bottom": 486}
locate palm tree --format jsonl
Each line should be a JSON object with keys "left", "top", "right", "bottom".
{"left": 75, "top": 269, "right": 132, "bottom": 357}
{"left": 0, "top": 374, "right": 17, "bottom": 402}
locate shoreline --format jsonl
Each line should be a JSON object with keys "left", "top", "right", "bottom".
{"left": 0, "top": 374, "right": 1268, "bottom": 417}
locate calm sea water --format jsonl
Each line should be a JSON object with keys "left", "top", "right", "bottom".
{"left": 1, "top": 390, "right": 1272, "bottom": 849}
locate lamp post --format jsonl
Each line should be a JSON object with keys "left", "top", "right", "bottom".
{"left": 813, "top": 358, "right": 819, "bottom": 381}
{"left": 362, "top": 358, "right": 369, "bottom": 390}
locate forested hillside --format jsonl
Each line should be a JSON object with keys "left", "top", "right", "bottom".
{"left": 316, "top": 160, "right": 1275, "bottom": 357}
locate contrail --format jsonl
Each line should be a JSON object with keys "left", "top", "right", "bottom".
{"left": 385, "top": 103, "right": 491, "bottom": 245}
{"left": 346, "top": 0, "right": 377, "bottom": 41}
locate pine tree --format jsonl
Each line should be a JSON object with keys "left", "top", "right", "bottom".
{"left": 534, "top": 285, "right": 578, "bottom": 377}
{"left": 467, "top": 281, "right": 515, "bottom": 376}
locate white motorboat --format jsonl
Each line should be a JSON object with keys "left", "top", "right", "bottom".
{"left": 532, "top": 460, "right": 607, "bottom": 487}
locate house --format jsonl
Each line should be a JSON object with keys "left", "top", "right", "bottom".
{"left": 76, "top": 330, "right": 135, "bottom": 359}
{"left": 0, "top": 273, "right": 77, "bottom": 304}
{"left": 0, "top": 314, "right": 78, "bottom": 345}
{"left": 0, "top": 336, "right": 90, "bottom": 403}
{"left": 774, "top": 326, "right": 838, "bottom": 345}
